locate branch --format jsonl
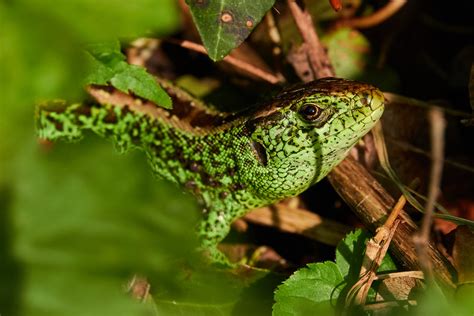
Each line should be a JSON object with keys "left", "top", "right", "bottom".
{"left": 413, "top": 107, "right": 446, "bottom": 281}
{"left": 167, "top": 39, "right": 283, "bottom": 85}
{"left": 287, "top": 0, "right": 335, "bottom": 78}
{"left": 337, "top": 0, "right": 407, "bottom": 29}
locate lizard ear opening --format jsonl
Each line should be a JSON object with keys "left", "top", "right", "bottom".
{"left": 250, "top": 140, "right": 268, "bottom": 167}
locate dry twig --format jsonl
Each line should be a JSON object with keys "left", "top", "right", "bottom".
{"left": 345, "top": 194, "right": 413, "bottom": 306}
{"left": 412, "top": 107, "right": 446, "bottom": 281}
{"left": 337, "top": 0, "right": 407, "bottom": 29}
{"left": 287, "top": 0, "right": 334, "bottom": 78}
{"left": 345, "top": 219, "right": 402, "bottom": 306}
{"left": 167, "top": 39, "right": 283, "bottom": 85}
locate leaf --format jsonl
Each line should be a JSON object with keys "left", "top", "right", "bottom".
{"left": 85, "top": 40, "right": 124, "bottom": 63}
{"left": 273, "top": 262, "right": 343, "bottom": 315}
{"left": 85, "top": 41, "right": 172, "bottom": 108}
{"left": 186, "top": 0, "right": 275, "bottom": 61}
{"left": 110, "top": 64, "right": 172, "bottom": 108}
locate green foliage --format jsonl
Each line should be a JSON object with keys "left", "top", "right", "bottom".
{"left": 273, "top": 229, "right": 397, "bottom": 315}
{"left": 274, "top": 229, "right": 474, "bottom": 315}
{"left": 185, "top": 0, "right": 275, "bottom": 60}
{"left": 0, "top": 0, "right": 180, "bottom": 175}
{"left": 273, "top": 262, "right": 343, "bottom": 315}
{"left": 85, "top": 41, "right": 172, "bottom": 108}
{"left": 413, "top": 281, "right": 474, "bottom": 316}
{"left": 1, "top": 0, "right": 179, "bottom": 104}
{"left": 0, "top": 137, "right": 201, "bottom": 315}
{"left": 1, "top": 135, "right": 276, "bottom": 315}
{"left": 151, "top": 267, "right": 277, "bottom": 315}
{"left": 0, "top": 1, "right": 237, "bottom": 315}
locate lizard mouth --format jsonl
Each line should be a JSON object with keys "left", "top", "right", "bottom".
{"left": 250, "top": 140, "right": 268, "bottom": 167}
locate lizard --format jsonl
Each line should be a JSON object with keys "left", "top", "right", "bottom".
{"left": 36, "top": 77, "right": 385, "bottom": 264}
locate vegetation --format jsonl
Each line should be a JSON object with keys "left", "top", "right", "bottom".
{"left": 1, "top": 0, "right": 473, "bottom": 315}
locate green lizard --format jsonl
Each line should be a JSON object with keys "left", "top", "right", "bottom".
{"left": 36, "top": 77, "right": 384, "bottom": 263}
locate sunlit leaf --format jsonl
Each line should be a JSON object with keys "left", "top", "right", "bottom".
{"left": 273, "top": 262, "right": 343, "bottom": 315}
{"left": 85, "top": 41, "right": 172, "bottom": 108}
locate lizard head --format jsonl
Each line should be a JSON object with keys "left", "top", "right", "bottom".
{"left": 245, "top": 77, "right": 385, "bottom": 200}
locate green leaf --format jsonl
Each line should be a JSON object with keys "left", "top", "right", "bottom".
{"left": 186, "top": 0, "right": 276, "bottom": 61}
{"left": 85, "top": 42, "right": 172, "bottom": 109}
{"left": 85, "top": 40, "right": 125, "bottom": 63}
{"left": 110, "top": 64, "right": 172, "bottom": 109}
{"left": 273, "top": 262, "right": 343, "bottom": 316}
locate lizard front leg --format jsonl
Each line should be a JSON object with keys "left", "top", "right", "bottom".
{"left": 198, "top": 208, "right": 239, "bottom": 266}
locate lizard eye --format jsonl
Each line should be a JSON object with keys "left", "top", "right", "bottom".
{"left": 299, "top": 103, "right": 321, "bottom": 121}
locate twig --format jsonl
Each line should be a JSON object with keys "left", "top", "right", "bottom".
{"left": 363, "top": 300, "right": 417, "bottom": 311}
{"left": 345, "top": 219, "right": 401, "bottom": 306}
{"left": 345, "top": 193, "right": 405, "bottom": 307}
{"left": 167, "top": 39, "right": 283, "bottom": 84}
{"left": 383, "top": 194, "right": 406, "bottom": 229}
{"left": 413, "top": 107, "right": 446, "bottom": 281}
{"left": 338, "top": 0, "right": 407, "bottom": 29}
{"left": 375, "top": 271, "right": 424, "bottom": 281}
{"left": 287, "top": 0, "right": 335, "bottom": 78}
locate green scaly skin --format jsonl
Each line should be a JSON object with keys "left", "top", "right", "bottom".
{"left": 36, "top": 78, "right": 385, "bottom": 263}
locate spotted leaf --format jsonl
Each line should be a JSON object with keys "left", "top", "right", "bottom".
{"left": 186, "top": 0, "right": 275, "bottom": 61}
